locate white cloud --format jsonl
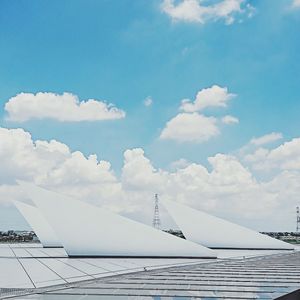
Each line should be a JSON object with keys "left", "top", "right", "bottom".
{"left": 160, "top": 85, "right": 237, "bottom": 143}
{"left": 160, "top": 112, "right": 219, "bottom": 142}
{"left": 250, "top": 132, "right": 283, "bottom": 146}
{"left": 1, "top": 127, "right": 300, "bottom": 231}
{"left": 0, "top": 127, "right": 121, "bottom": 209}
{"left": 221, "top": 115, "right": 239, "bottom": 124}
{"left": 244, "top": 148, "right": 269, "bottom": 164}
{"left": 245, "top": 3, "right": 256, "bottom": 18}
{"left": 4, "top": 92, "right": 126, "bottom": 122}
{"left": 245, "top": 138, "right": 300, "bottom": 171}
{"left": 180, "top": 85, "right": 236, "bottom": 112}
{"left": 121, "top": 148, "right": 300, "bottom": 231}
{"left": 291, "top": 0, "right": 300, "bottom": 8}
{"left": 144, "top": 96, "right": 153, "bottom": 107}
{"left": 169, "top": 158, "right": 190, "bottom": 170}
{"left": 122, "top": 149, "right": 283, "bottom": 222}
{"left": 161, "top": 0, "right": 254, "bottom": 25}
{"left": 122, "top": 148, "right": 166, "bottom": 191}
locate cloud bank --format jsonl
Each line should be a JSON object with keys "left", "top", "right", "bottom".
{"left": 245, "top": 137, "right": 300, "bottom": 171}
{"left": 1, "top": 127, "right": 300, "bottom": 231}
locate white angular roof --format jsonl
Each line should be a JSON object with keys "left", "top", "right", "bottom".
{"left": 13, "top": 200, "right": 62, "bottom": 248}
{"left": 162, "top": 199, "right": 294, "bottom": 250}
{"left": 18, "top": 181, "right": 216, "bottom": 258}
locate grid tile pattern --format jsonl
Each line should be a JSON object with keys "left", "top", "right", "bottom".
{"left": 2, "top": 249, "right": 300, "bottom": 299}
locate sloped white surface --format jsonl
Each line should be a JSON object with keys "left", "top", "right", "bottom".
{"left": 18, "top": 182, "right": 216, "bottom": 258}
{"left": 13, "top": 200, "right": 62, "bottom": 248}
{"left": 162, "top": 199, "right": 294, "bottom": 250}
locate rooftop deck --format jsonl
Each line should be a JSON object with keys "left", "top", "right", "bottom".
{"left": 0, "top": 244, "right": 299, "bottom": 299}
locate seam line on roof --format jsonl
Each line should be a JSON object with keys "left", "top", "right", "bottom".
{"left": 56, "top": 258, "right": 96, "bottom": 279}
{"left": 34, "top": 258, "right": 69, "bottom": 284}
{"left": 8, "top": 245, "right": 36, "bottom": 289}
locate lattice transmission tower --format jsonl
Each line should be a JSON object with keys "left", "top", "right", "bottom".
{"left": 152, "top": 194, "right": 161, "bottom": 230}
{"left": 297, "top": 206, "right": 300, "bottom": 232}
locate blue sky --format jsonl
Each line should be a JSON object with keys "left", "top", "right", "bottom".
{"left": 1, "top": 0, "right": 300, "bottom": 231}
{"left": 0, "top": 0, "right": 299, "bottom": 169}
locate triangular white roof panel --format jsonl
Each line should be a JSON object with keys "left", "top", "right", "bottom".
{"left": 18, "top": 181, "right": 216, "bottom": 258}
{"left": 13, "top": 200, "right": 62, "bottom": 248}
{"left": 162, "top": 199, "right": 294, "bottom": 250}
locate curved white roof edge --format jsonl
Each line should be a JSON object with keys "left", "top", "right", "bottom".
{"left": 13, "top": 200, "right": 62, "bottom": 248}
{"left": 162, "top": 199, "right": 294, "bottom": 250}
{"left": 17, "top": 181, "right": 216, "bottom": 258}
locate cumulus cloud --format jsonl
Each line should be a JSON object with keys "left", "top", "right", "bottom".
{"left": 169, "top": 158, "right": 191, "bottom": 170}
{"left": 144, "top": 96, "right": 153, "bottom": 107}
{"left": 180, "top": 85, "right": 236, "bottom": 112}
{"left": 221, "top": 115, "right": 239, "bottom": 124}
{"left": 161, "top": 0, "right": 254, "bottom": 25}
{"left": 245, "top": 137, "right": 300, "bottom": 171}
{"left": 121, "top": 149, "right": 284, "bottom": 221}
{"left": 4, "top": 92, "right": 126, "bottom": 122}
{"left": 2, "top": 127, "right": 300, "bottom": 230}
{"left": 160, "top": 85, "right": 237, "bottom": 143}
{"left": 122, "top": 148, "right": 166, "bottom": 190}
{"left": 250, "top": 132, "right": 283, "bottom": 146}
{"left": 0, "top": 127, "right": 121, "bottom": 209}
{"left": 160, "top": 112, "right": 219, "bottom": 142}
{"left": 121, "top": 147, "right": 300, "bottom": 230}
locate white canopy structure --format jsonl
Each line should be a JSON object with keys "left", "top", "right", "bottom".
{"left": 162, "top": 199, "right": 294, "bottom": 250}
{"left": 18, "top": 181, "right": 216, "bottom": 258}
{"left": 13, "top": 200, "right": 62, "bottom": 248}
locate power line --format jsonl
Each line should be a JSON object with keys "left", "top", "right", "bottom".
{"left": 297, "top": 206, "right": 300, "bottom": 232}
{"left": 152, "top": 194, "right": 161, "bottom": 230}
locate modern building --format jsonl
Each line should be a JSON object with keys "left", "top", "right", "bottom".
{"left": 18, "top": 181, "right": 216, "bottom": 258}
{"left": 13, "top": 200, "right": 62, "bottom": 248}
{"left": 0, "top": 243, "right": 299, "bottom": 298}
{"left": 162, "top": 199, "right": 294, "bottom": 250}
{"left": 0, "top": 182, "right": 298, "bottom": 299}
